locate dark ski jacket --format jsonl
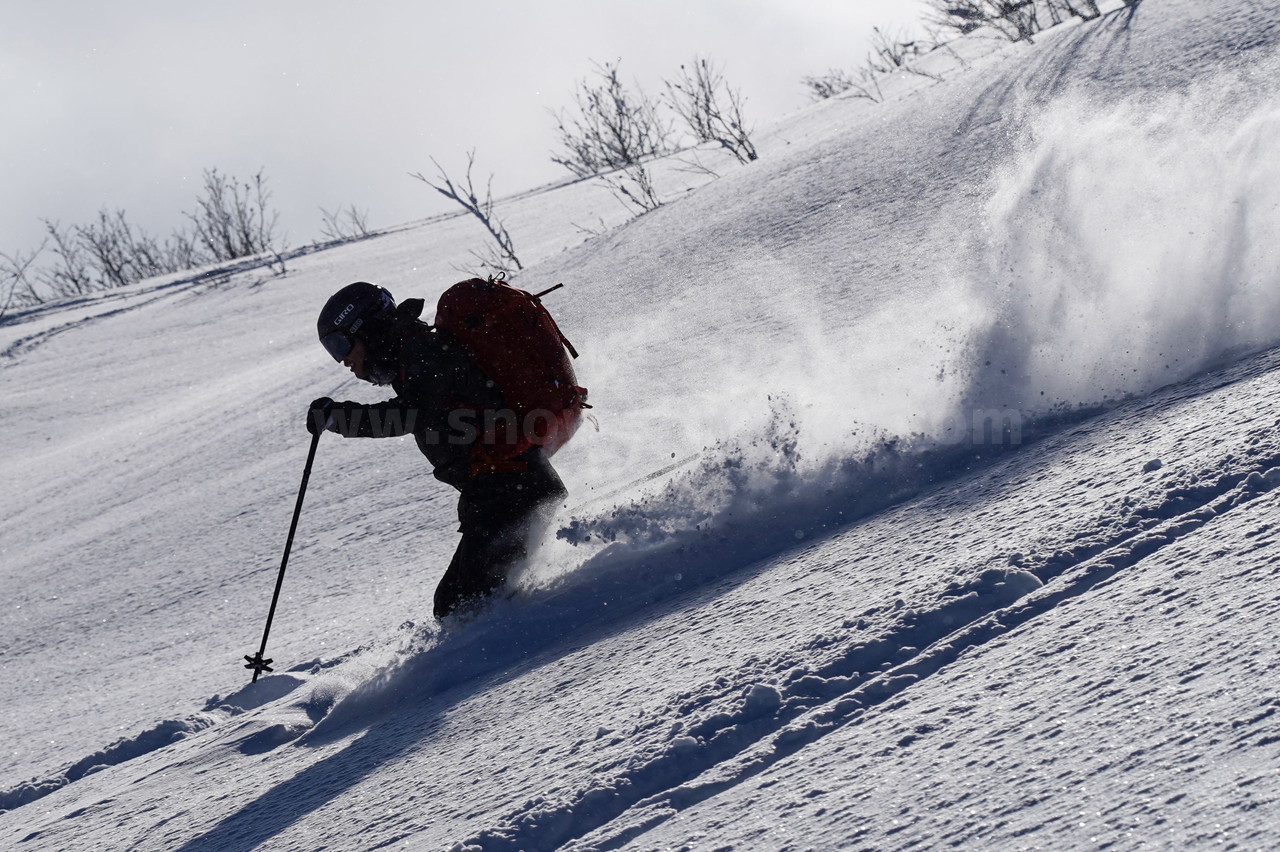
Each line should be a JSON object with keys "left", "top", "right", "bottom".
{"left": 325, "top": 304, "right": 506, "bottom": 489}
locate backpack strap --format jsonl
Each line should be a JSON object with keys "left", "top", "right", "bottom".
{"left": 527, "top": 284, "right": 580, "bottom": 360}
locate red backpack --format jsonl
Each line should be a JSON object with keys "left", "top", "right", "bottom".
{"left": 434, "top": 278, "right": 588, "bottom": 466}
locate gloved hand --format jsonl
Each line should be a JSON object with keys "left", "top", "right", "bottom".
{"left": 306, "top": 397, "right": 335, "bottom": 435}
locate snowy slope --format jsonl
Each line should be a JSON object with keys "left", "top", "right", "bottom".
{"left": 3, "top": 1, "right": 1280, "bottom": 849}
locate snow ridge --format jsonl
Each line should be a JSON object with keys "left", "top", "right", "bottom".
{"left": 0, "top": 231, "right": 405, "bottom": 364}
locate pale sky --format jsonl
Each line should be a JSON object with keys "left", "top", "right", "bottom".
{"left": 1, "top": 1, "right": 926, "bottom": 254}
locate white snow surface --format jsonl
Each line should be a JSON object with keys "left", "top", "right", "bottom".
{"left": 4, "top": 2, "right": 1280, "bottom": 849}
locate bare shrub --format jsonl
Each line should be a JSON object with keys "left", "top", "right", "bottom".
{"left": 0, "top": 244, "right": 46, "bottom": 317}
{"left": 597, "top": 161, "right": 662, "bottom": 214}
{"left": 38, "top": 220, "right": 95, "bottom": 299}
{"left": 672, "top": 150, "right": 721, "bottom": 180}
{"left": 163, "top": 229, "right": 206, "bottom": 272}
{"left": 808, "top": 60, "right": 887, "bottom": 103}
{"left": 867, "top": 27, "right": 945, "bottom": 82}
{"left": 75, "top": 210, "right": 137, "bottom": 289}
{"left": 803, "top": 69, "right": 859, "bottom": 101}
{"left": 66, "top": 209, "right": 213, "bottom": 290}
{"left": 185, "top": 168, "right": 281, "bottom": 262}
{"left": 868, "top": 27, "right": 923, "bottom": 72}
{"left": 816, "top": 0, "right": 1110, "bottom": 106}
{"left": 664, "top": 59, "right": 757, "bottom": 164}
{"left": 74, "top": 209, "right": 184, "bottom": 288}
{"left": 929, "top": 0, "right": 991, "bottom": 35}
{"left": 319, "top": 204, "right": 371, "bottom": 242}
{"left": 551, "top": 60, "right": 673, "bottom": 179}
{"left": 4, "top": 166, "right": 287, "bottom": 306}
{"left": 1057, "top": 0, "right": 1103, "bottom": 20}
{"left": 411, "top": 150, "right": 523, "bottom": 277}
{"left": 928, "top": 0, "right": 1106, "bottom": 42}
{"left": 548, "top": 60, "right": 671, "bottom": 215}
{"left": 802, "top": 25, "right": 946, "bottom": 106}
{"left": 928, "top": 1, "right": 1043, "bottom": 41}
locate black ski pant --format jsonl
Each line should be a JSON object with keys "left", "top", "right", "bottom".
{"left": 433, "top": 448, "right": 567, "bottom": 619}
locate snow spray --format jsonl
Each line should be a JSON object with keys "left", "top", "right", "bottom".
{"left": 962, "top": 68, "right": 1280, "bottom": 415}
{"left": 538, "top": 55, "right": 1280, "bottom": 580}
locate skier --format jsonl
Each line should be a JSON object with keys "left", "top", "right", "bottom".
{"left": 308, "top": 281, "right": 568, "bottom": 619}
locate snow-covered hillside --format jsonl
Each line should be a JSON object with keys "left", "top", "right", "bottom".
{"left": 4, "top": 1, "right": 1280, "bottom": 849}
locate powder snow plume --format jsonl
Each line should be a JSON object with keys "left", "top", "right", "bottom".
{"left": 549, "top": 58, "right": 1280, "bottom": 568}
{"left": 963, "top": 62, "right": 1280, "bottom": 415}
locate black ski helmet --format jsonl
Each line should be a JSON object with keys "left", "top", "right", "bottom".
{"left": 317, "top": 282, "right": 395, "bottom": 362}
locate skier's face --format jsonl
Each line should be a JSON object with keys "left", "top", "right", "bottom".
{"left": 343, "top": 338, "right": 371, "bottom": 382}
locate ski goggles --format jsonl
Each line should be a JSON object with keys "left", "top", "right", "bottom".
{"left": 320, "top": 330, "right": 354, "bottom": 362}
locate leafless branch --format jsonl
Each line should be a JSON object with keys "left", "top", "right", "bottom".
{"left": 38, "top": 220, "right": 94, "bottom": 299}
{"left": 0, "top": 242, "right": 47, "bottom": 317}
{"left": 319, "top": 204, "right": 371, "bottom": 242}
{"left": 664, "top": 58, "right": 758, "bottom": 164}
{"left": 411, "top": 150, "right": 523, "bottom": 276}
{"left": 598, "top": 162, "right": 662, "bottom": 215}
{"left": 673, "top": 152, "right": 721, "bottom": 179}
{"left": 185, "top": 168, "right": 281, "bottom": 262}
{"left": 570, "top": 217, "right": 612, "bottom": 239}
{"left": 925, "top": 0, "right": 1105, "bottom": 43}
{"left": 550, "top": 60, "right": 674, "bottom": 179}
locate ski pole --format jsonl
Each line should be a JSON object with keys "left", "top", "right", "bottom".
{"left": 244, "top": 425, "right": 323, "bottom": 683}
